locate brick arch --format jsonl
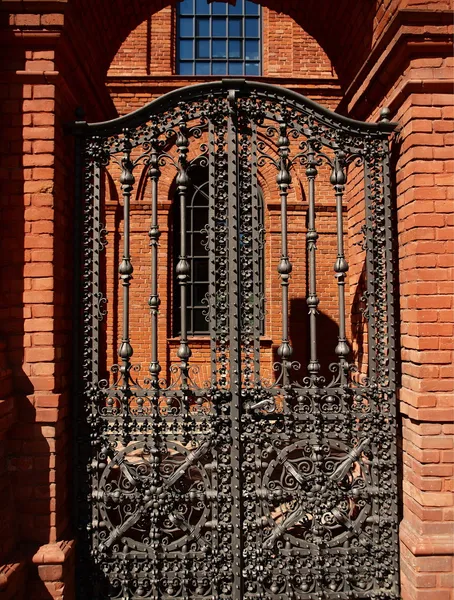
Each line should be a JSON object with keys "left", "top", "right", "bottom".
{"left": 108, "top": 3, "right": 335, "bottom": 81}
{"left": 66, "top": 0, "right": 380, "bottom": 89}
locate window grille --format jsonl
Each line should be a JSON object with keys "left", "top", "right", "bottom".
{"left": 173, "top": 167, "right": 265, "bottom": 336}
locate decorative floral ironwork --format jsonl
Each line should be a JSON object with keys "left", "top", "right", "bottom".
{"left": 74, "top": 81, "right": 398, "bottom": 599}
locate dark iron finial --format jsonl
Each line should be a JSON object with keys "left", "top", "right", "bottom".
{"left": 379, "top": 107, "right": 391, "bottom": 123}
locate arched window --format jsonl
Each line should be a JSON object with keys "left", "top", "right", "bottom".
{"left": 177, "top": 0, "right": 262, "bottom": 76}
{"left": 173, "top": 168, "right": 265, "bottom": 336}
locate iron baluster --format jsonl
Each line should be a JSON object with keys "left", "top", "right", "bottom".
{"left": 331, "top": 151, "right": 350, "bottom": 384}
{"left": 175, "top": 121, "right": 192, "bottom": 385}
{"left": 148, "top": 135, "right": 162, "bottom": 387}
{"left": 118, "top": 138, "right": 134, "bottom": 387}
{"left": 306, "top": 136, "right": 320, "bottom": 382}
{"left": 276, "top": 122, "right": 293, "bottom": 385}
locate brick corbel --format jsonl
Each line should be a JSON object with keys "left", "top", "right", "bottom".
{"left": 0, "top": 1, "right": 116, "bottom": 120}
{"left": 32, "top": 540, "right": 74, "bottom": 565}
{"left": 0, "top": 560, "right": 27, "bottom": 599}
{"left": 32, "top": 540, "right": 75, "bottom": 585}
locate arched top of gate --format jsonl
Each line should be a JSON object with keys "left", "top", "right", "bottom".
{"left": 72, "top": 79, "right": 396, "bottom": 141}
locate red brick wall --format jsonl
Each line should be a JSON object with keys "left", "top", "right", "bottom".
{"left": 109, "top": 7, "right": 175, "bottom": 76}
{"left": 263, "top": 8, "right": 334, "bottom": 77}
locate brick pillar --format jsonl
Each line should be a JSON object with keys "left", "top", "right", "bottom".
{"left": 341, "top": 7, "right": 454, "bottom": 598}
{"left": 0, "top": 4, "right": 115, "bottom": 598}
{"left": 396, "top": 90, "right": 454, "bottom": 600}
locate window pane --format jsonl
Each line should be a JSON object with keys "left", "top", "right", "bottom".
{"left": 196, "top": 39, "right": 210, "bottom": 58}
{"left": 228, "top": 62, "right": 243, "bottom": 75}
{"left": 192, "top": 232, "right": 205, "bottom": 256}
{"left": 195, "top": 61, "right": 210, "bottom": 75}
{"left": 193, "top": 185, "right": 209, "bottom": 205}
{"left": 212, "top": 39, "right": 226, "bottom": 59}
{"left": 245, "top": 39, "right": 259, "bottom": 60}
{"left": 212, "top": 2, "right": 226, "bottom": 14}
{"left": 196, "top": 17, "right": 210, "bottom": 36}
{"left": 229, "top": 1, "right": 243, "bottom": 14}
{"left": 177, "top": 0, "right": 262, "bottom": 85}
{"left": 178, "top": 61, "right": 194, "bottom": 75}
{"left": 245, "top": 1, "right": 259, "bottom": 15}
{"left": 229, "top": 17, "right": 242, "bottom": 36}
{"left": 212, "top": 61, "right": 227, "bottom": 75}
{"left": 179, "top": 0, "right": 193, "bottom": 15}
{"left": 179, "top": 39, "right": 194, "bottom": 60}
{"left": 212, "top": 17, "right": 226, "bottom": 36}
{"left": 180, "top": 17, "right": 194, "bottom": 37}
{"left": 245, "top": 61, "right": 260, "bottom": 75}
{"left": 229, "top": 39, "right": 242, "bottom": 59}
{"left": 195, "top": 0, "right": 210, "bottom": 14}
{"left": 193, "top": 309, "right": 208, "bottom": 332}
{"left": 245, "top": 17, "right": 259, "bottom": 37}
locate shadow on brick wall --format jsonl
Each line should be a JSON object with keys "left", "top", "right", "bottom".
{"left": 0, "top": 31, "right": 50, "bottom": 598}
{"left": 0, "top": 18, "right": 75, "bottom": 596}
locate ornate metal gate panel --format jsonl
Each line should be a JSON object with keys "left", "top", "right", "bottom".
{"left": 73, "top": 80, "right": 399, "bottom": 599}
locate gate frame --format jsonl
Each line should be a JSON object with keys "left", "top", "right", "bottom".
{"left": 71, "top": 79, "right": 399, "bottom": 600}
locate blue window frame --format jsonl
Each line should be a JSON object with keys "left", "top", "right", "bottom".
{"left": 177, "top": 0, "right": 262, "bottom": 76}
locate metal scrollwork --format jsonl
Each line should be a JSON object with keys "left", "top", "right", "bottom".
{"left": 74, "top": 81, "right": 399, "bottom": 599}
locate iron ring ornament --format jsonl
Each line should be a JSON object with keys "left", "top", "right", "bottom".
{"left": 96, "top": 440, "right": 213, "bottom": 556}
{"left": 73, "top": 80, "right": 399, "bottom": 599}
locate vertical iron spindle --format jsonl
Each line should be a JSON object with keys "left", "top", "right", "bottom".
{"left": 118, "top": 138, "right": 134, "bottom": 386}
{"left": 276, "top": 122, "right": 293, "bottom": 385}
{"left": 331, "top": 151, "right": 350, "bottom": 384}
{"left": 306, "top": 137, "right": 320, "bottom": 381}
{"left": 148, "top": 133, "right": 161, "bottom": 386}
{"left": 175, "top": 122, "right": 191, "bottom": 384}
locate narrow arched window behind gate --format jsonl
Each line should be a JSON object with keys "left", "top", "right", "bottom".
{"left": 172, "top": 167, "right": 265, "bottom": 336}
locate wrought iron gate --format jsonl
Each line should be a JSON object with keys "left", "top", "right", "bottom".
{"left": 73, "top": 80, "right": 399, "bottom": 599}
